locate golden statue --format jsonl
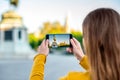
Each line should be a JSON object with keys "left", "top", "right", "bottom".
{"left": 53, "top": 35, "right": 56, "bottom": 41}
{"left": 0, "top": 0, "right": 22, "bottom": 30}
{"left": 10, "top": 0, "right": 19, "bottom": 7}
{"left": 51, "top": 35, "right": 58, "bottom": 48}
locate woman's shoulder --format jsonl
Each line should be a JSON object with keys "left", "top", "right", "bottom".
{"left": 59, "top": 71, "right": 91, "bottom": 80}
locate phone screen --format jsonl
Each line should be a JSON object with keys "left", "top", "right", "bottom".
{"left": 46, "top": 34, "right": 72, "bottom": 48}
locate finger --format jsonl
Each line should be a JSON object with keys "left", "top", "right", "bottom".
{"left": 45, "top": 39, "right": 49, "bottom": 47}
{"left": 72, "top": 38, "right": 81, "bottom": 47}
{"left": 41, "top": 39, "right": 45, "bottom": 46}
{"left": 37, "top": 45, "right": 41, "bottom": 52}
{"left": 66, "top": 47, "right": 72, "bottom": 53}
{"left": 73, "top": 38, "right": 80, "bottom": 45}
{"left": 70, "top": 39, "right": 77, "bottom": 48}
{"left": 37, "top": 47, "right": 39, "bottom": 52}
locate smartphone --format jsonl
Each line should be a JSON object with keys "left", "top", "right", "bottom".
{"left": 46, "top": 34, "right": 72, "bottom": 48}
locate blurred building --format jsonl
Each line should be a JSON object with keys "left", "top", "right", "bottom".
{"left": 0, "top": 10, "right": 35, "bottom": 58}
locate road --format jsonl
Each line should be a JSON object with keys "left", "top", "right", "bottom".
{"left": 0, "top": 54, "right": 85, "bottom": 80}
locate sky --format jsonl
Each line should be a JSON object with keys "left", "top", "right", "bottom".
{"left": 0, "top": 0, "right": 120, "bottom": 33}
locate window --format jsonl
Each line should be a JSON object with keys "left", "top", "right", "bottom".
{"left": 4, "top": 30, "right": 13, "bottom": 41}
{"left": 18, "top": 30, "right": 21, "bottom": 39}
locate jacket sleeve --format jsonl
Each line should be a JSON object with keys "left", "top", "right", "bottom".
{"left": 79, "top": 56, "right": 89, "bottom": 70}
{"left": 29, "top": 54, "right": 46, "bottom": 80}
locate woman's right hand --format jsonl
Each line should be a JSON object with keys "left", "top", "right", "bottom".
{"left": 66, "top": 38, "right": 85, "bottom": 61}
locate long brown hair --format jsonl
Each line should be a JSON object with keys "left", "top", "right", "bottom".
{"left": 83, "top": 8, "right": 120, "bottom": 80}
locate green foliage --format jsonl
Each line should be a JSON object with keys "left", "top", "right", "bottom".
{"left": 28, "top": 33, "right": 43, "bottom": 50}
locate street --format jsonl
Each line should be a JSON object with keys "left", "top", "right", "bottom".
{"left": 0, "top": 54, "right": 85, "bottom": 80}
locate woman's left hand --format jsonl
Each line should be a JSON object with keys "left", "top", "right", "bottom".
{"left": 37, "top": 39, "right": 49, "bottom": 56}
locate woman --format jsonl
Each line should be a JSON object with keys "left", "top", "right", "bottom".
{"left": 29, "top": 8, "right": 120, "bottom": 80}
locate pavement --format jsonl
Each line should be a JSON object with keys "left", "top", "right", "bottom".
{"left": 0, "top": 53, "right": 85, "bottom": 80}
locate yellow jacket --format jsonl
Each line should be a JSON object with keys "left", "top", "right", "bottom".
{"left": 29, "top": 54, "right": 91, "bottom": 80}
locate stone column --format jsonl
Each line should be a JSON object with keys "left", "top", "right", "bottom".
{"left": 0, "top": 30, "right": 4, "bottom": 54}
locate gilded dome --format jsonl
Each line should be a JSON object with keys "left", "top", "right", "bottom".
{"left": 2, "top": 10, "right": 22, "bottom": 19}
{"left": 0, "top": 10, "right": 23, "bottom": 30}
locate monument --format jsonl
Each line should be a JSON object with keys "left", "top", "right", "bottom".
{"left": 51, "top": 35, "right": 58, "bottom": 48}
{"left": 0, "top": 0, "right": 35, "bottom": 58}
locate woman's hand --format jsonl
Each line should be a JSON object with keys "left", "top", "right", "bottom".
{"left": 37, "top": 39, "right": 49, "bottom": 56}
{"left": 66, "top": 38, "right": 85, "bottom": 61}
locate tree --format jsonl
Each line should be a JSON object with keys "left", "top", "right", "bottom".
{"left": 28, "top": 33, "right": 40, "bottom": 50}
